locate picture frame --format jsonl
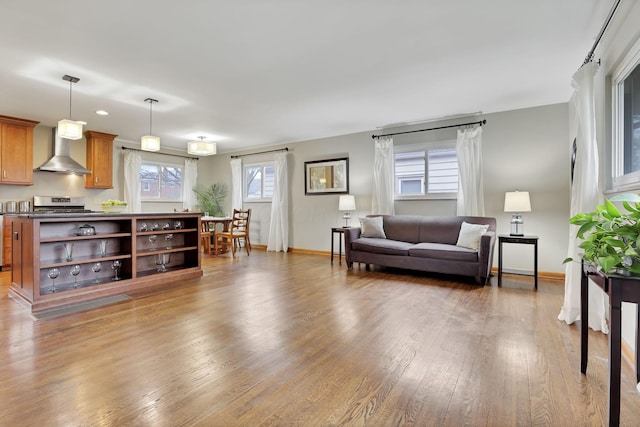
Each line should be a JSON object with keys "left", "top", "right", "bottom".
{"left": 304, "top": 157, "right": 349, "bottom": 195}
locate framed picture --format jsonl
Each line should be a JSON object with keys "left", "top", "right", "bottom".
{"left": 304, "top": 157, "right": 349, "bottom": 195}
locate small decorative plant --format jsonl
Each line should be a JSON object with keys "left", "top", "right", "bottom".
{"left": 193, "top": 182, "right": 229, "bottom": 217}
{"left": 564, "top": 194, "right": 640, "bottom": 275}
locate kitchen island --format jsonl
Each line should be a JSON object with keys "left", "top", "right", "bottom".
{"left": 7, "top": 211, "right": 203, "bottom": 314}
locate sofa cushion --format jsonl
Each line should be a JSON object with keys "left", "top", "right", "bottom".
{"left": 360, "top": 216, "right": 386, "bottom": 238}
{"left": 456, "top": 221, "right": 489, "bottom": 250}
{"left": 351, "top": 238, "right": 413, "bottom": 256}
{"left": 409, "top": 242, "right": 479, "bottom": 262}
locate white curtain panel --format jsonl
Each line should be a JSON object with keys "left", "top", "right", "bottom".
{"left": 558, "top": 61, "right": 607, "bottom": 333}
{"left": 182, "top": 158, "right": 198, "bottom": 211}
{"left": 456, "top": 126, "right": 485, "bottom": 216}
{"left": 230, "top": 158, "right": 243, "bottom": 211}
{"left": 267, "top": 152, "right": 289, "bottom": 252}
{"left": 124, "top": 150, "right": 142, "bottom": 213}
{"left": 372, "top": 136, "right": 395, "bottom": 215}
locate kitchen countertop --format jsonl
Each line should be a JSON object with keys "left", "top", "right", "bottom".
{"left": 4, "top": 212, "right": 201, "bottom": 219}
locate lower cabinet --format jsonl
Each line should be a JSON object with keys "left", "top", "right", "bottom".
{"left": 8, "top": 213, "right": 202, "bottom": 313}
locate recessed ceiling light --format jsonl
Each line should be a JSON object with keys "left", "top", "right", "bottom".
{"left": 95, "top": 110, "right": 109, "bottom": 116}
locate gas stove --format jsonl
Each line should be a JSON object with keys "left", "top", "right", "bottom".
{"left": 32, "top": 196, "right": 95, "bottom": 214}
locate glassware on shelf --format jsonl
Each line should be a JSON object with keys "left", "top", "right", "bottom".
{"left": 99, "top": 240, "right": 108, "bottom": 257}
{"left": 148, "top": 234, "right": 158, "bottom": 250}
{"left": 139, "top": 222, "right": 148, "bottom": 232}
{"left": 63, "top": 242, "right": 74, "bottom": 261}
{"left": 151, "top": 223, "right": 160, "bottom": 231}
{"left": 165, "top": 233, "right": 174, "bottom": 249}
{"left": 47, "top": 268, "right": 60, "bottom": 293}
{"left": 174, "top": 220, "right": 183, "bottom": 230}
{"left": 162, "top": 222, "right": 170, "bottom": 230}
{"left": 112, "top": 260, "right": 121, "bottom": 281}
{"left": 70, "top": 264, "right": 81, "bottom": 288}
{"left": 155, "top": 253, "right": 171, "bottom": 272}
{"left": 91, "top": 262, "right": 102, "bottom": 283}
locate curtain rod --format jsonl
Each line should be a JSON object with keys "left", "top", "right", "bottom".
{"left": 121, "top": 146, "right": 199, "bottom": 160}
{"left": 583, "top": 0, "right": 621, "bottom": 65}
{"left": 230, "top": 147, "right": 289, "bottom": 159}
{"left": 371, "top": 119, "right": 486, "bottom": 139}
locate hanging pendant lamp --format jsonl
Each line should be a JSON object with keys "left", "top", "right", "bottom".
{"left": 188, "top": 136, "right": 217, "bottom": 156}
{"left": 141, "top": 98, "right": 160, "bottom": 152}
{"left": 58, "top": 75, "right": 85, "bottom": 140}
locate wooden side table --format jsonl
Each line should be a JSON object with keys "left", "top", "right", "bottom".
{"left": 581, "top": 262, "right": 640, "bottom": 426}
{"left": 497, "top": 234, "right": 538, "bottom": 289}
{"left": 331, "top": 227, "right": 347, "bottom": 265}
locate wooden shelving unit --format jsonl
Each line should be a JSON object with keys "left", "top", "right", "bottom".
{"left": 7, "top": 212, "right": 202, "bottom": 313}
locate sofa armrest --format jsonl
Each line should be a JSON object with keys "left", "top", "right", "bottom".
{"left": 478, "top": 231, "right": 496, "bottom": 280}
{"left": 344, "top": 227, "right": 361, "bottom": 264}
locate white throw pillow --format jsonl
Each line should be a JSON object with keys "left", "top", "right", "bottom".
{"left": 456, "top": 221, "right": 489, "bottom": 250}
{"left": 360, "top": 216, "right": 386, "bottom": 238}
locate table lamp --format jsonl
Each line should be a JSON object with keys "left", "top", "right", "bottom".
{"left": 504, "top": 191, "right": 531, "bottom": 236}
{"left": 339, "top": 195, "right": 356, "bottom": 228}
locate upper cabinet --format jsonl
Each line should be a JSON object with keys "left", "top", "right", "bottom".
{"left": 0, "top": 115, "right": 38, "bottom": 186}
{"left": 85, "top": 130, "right": 117, "bottom": 189}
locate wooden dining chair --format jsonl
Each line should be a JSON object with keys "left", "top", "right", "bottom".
{"left": 200, "top": 219, "right": 212, "bottom": 254}
{"left": 214, "top": 209, "right": 251, "bottom": 257}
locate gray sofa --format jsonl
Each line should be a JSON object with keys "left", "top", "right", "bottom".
{"left": 344, "top": 215, "right": 497, "bottom": 285}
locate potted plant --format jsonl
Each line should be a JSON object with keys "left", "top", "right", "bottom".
{"left": 565, "top": 193, "right": 640, "bottom": 275}
{"left": 193, "top": 183, "right": 229, "bottom": 217}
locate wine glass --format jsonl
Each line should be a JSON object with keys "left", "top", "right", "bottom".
{"left": 165, "top": 233, "right": 174, "bottom": 249}
{"left": 174, "top": 220, "right": 182, "bottom": 230}
{"left": 64, "top": 242, "right": 74, "bottom": 261}
{"left": 139, "top": 222, "right": 148, "bottom": 232}
{"left": 155, "top": 253, "right": 170, "bottom": 272}
{"left": 92, "top": 262, "right": 102, "bottom": 283}
{"left": 151, "top": 223, "right": 160, "bottom": 231}
{"left": 70, "top": 264, "right": 81, "bottom": 288}
{"left": 112, "top": 260, "right": 121, "bottom": 281}
{"left": 162, "top": 223, "right": 170, "bottom": 230}
{"left": 148, "top": 234, "right": 158, "bottom": 250}
{"left": 48, "top": 268, "right": 60, "bottom": 293}
{"left": 99, "top": 240, "right": 108, "bottom": 257}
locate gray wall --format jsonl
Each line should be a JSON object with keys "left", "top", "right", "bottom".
{"left": 201, "top": 103, "right": 571, "bottom": 275}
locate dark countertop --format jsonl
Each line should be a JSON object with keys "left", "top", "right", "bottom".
{"left": 4, "top": 212, "right": 201, "bottom": 219}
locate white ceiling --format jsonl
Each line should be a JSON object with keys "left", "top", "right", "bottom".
{"left": 0, "top": 1, "right": 612, "bottom": 153}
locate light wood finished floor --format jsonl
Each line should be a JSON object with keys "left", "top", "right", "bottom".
{"left": 1, "top": 250, "right": 640, "bottom": 426}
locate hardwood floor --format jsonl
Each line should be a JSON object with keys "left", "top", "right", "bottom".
{"left": 1, "top": 250, "right": 639, "bottom": 426}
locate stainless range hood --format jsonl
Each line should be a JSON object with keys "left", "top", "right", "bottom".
{"left": 35, "top": 128, "right": 91, "bottom": 175}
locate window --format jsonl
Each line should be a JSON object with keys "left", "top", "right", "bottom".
{"left": 244, "top": 162, "right": 274, "bottom": 201}
{"left": 613, "top": 37, "right": 640, "bottom": 190}
{"left": 394, "top": 142, "right": 458, "bottom": 199}
{"left": 140, "top": 161, "right": 183, "bottom": 201}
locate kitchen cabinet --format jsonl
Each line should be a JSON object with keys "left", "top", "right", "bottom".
{"left": 0, "top": 115, "right": 38, "bottom": 185}
{"left": 2, "top": 216, "right": 10, "bottom": 269}
{"left": 7, "top": 212, "right": 202, "bottom": 313}
{"left": 85, "top": 130, "right": 117, "bottom": 189}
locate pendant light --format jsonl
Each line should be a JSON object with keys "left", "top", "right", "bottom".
{"left": 58, "top": 75, "right": 84, "bottom": 140}
{"left": 188, "top": 136, "right": 217, "bottom": 156}
{"left": 141, "top": 98, "right": 160, "bottom": 152}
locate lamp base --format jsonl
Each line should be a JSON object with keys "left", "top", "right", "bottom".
{"left": 342, "top": 212, "right": 351, "bottom": 228}
{"left": 510, "top": 213, "right": 524, "bottom": 236}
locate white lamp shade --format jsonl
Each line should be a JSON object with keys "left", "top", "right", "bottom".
{"left": 188, "top": 140, "right": 217, "bottom": 156}
{"left": 141, "top": 135, "right": 161, "bottom": 152}
{"left": 504, "top": 191, "right": 531, "bottom": 212}
{"left": 339, "top": 195, "right": 356, "bottom": 211}
{"left": 57, "top": 119, "right": 84, "bottom": 140}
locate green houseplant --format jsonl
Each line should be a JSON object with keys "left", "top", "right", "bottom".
{"left": 193, "top": 183, "right": 229, "bottom": 217}
{"left": 565, "top": 193, "right": 640, "bottom": 275}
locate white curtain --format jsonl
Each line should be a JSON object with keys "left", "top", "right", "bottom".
{"left": 558, "top": 61, "right": 607, "bottom": 333}
{"left": 267, "top": 152, "right": 288, "bottom": 252}
{"left": 456, "top": 126, "right": 485, "bottom": 216}
{"left": 372, "top": 136, "right": 395, "bottom": 215}
{"left": 124, "top": 150, "right": 142, "bottom": 213}
{"left": 230, "top": 158, "right": 243, "bottom": 212}
{"left": 182, "top": 158, "right": 198, "bottom": 211}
